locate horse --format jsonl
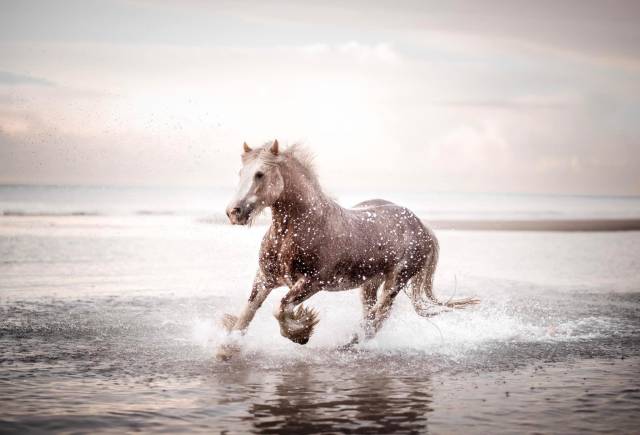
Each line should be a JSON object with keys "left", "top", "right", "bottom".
{"left": 218, "top": 140, "right": 478, "bottom": 359}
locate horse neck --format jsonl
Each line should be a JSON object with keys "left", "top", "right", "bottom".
{"left": 271, "top": 159, "right": 333, "bottom": 227}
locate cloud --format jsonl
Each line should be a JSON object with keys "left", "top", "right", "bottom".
{"left": 432, "top": 96, "right": 578, "bottom": 111}
{"left": 0, "top": 71, "right": 55, "bottom": 87}
{"left": 0, "top": 2, "right": 639, "bottom": 194}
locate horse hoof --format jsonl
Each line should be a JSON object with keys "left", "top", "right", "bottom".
{"left": 336, "top": 334, "right": 359, "bottom": 351}
{"left": 292, "top": 336, "right": 309, "bottom": 345}
{"left": 277, "top": 304, "right": 319, "bottom": 345}
{"left": 279, "top": 326, "right": 312, "bottom": 345}
{"left": 216, "top": 343, "right": 240, "bottom": 361}
{"left": 220, "top": 313, "right": 238, "bottom": 332}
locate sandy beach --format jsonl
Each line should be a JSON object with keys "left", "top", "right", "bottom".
{"left": 429, "top": 218, "right": 640, "bottom": 231}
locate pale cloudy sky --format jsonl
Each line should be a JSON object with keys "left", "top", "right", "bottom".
{"left": 0, "top": 0, "right": 639, "bottom": 195}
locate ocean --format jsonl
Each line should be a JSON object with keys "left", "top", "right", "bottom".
{"left": 2, "top": 184, "right": 640, "bottom": 220}
{"left": 1, "top": 185, "right": 639, "bottom": 433}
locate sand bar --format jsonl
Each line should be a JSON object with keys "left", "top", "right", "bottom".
{"left": 427, "top": 218, "right": 640, "bottom": 232}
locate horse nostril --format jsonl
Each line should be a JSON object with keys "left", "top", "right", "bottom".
{"left": 226, "top": 209, "right": 231, "bottom": 218}
{"left": 231, "top": 207, "right": 241, "bottom": 216}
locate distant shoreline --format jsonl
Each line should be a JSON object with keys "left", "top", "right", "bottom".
{"left": 426, "top": 218, "right": 640, "bottom": 232}
{"left": 2, "top": 212, "right": 640, "bottom": 232}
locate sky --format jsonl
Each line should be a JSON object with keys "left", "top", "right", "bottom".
{"left": 0, "top": 0, "right": 639, "bottom": 195}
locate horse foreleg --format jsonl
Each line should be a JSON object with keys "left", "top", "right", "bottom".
{"left": 216, "top": 271, "right": 275, "bottom": 360}
{"left": 274, "top": 278, "right": 320, "bottom": 345}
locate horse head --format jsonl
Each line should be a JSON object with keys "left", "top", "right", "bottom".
{"left": 226, "top": 140, "right": 284, "bottom": 225}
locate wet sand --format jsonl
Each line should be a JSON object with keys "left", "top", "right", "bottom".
{"left": 428, "top": 218, "right": 640, "bottom": 231}
{"left": 5, "top": 214, "right": 640, "bottom": 233}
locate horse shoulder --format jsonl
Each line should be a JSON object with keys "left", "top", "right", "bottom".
{"left": 258, "top": 225, "right": 286, "bottom": 281}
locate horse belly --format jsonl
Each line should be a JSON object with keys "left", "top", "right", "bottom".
{"left": 319, "top": 257, "right": 387, "bottom": 292}
{"left": 321, "top": 276, "right": 375, "bottom": 292}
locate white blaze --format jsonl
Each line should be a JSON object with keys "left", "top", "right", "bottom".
{"left": 231, "top": 158, "right": 262, "bottom": 206}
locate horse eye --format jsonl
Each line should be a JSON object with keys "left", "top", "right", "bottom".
{"left": 255, "top": 172, "right": 264, "bottom": 180}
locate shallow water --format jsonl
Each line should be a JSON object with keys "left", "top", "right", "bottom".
{"left": 1, "top": 213, "right": 640, "bottom": 433}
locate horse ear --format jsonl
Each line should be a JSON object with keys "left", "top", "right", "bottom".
{"left": 270, "top": 139, "right": 279, "bottom": 155}
{"left": 243, "top": 142, "right": 252, "bottom": 153}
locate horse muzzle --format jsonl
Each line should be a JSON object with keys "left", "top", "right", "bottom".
{"left": 226, "top": 202, "right": 253, "bottom": 225}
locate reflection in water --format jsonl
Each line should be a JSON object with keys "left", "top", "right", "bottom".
{"left": 208, "top": 363, "right": 433, "bottom": 434}
{"left": 253, "top": 368, "right": 432, "bottom": 433}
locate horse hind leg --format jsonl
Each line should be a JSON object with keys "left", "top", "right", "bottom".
{"left": 357, "top": 277, "right": 383, "bottom": 340}
{"left": 338, "top": 276, "right": 383, "bottom": 349}
{"left": 367, "top": 272, "right": 410, "bottom": 339}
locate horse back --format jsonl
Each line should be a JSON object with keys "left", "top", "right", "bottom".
{"left": 352, "top": 199, "right": 396, "bottom": 209}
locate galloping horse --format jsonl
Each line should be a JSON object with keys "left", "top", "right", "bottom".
{"left": 219, "top": 140, "right": 477, "bottom": 358}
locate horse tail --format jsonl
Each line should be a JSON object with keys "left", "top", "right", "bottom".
{"left": 408, "top": 227, "right": 479, "bottom": 317}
